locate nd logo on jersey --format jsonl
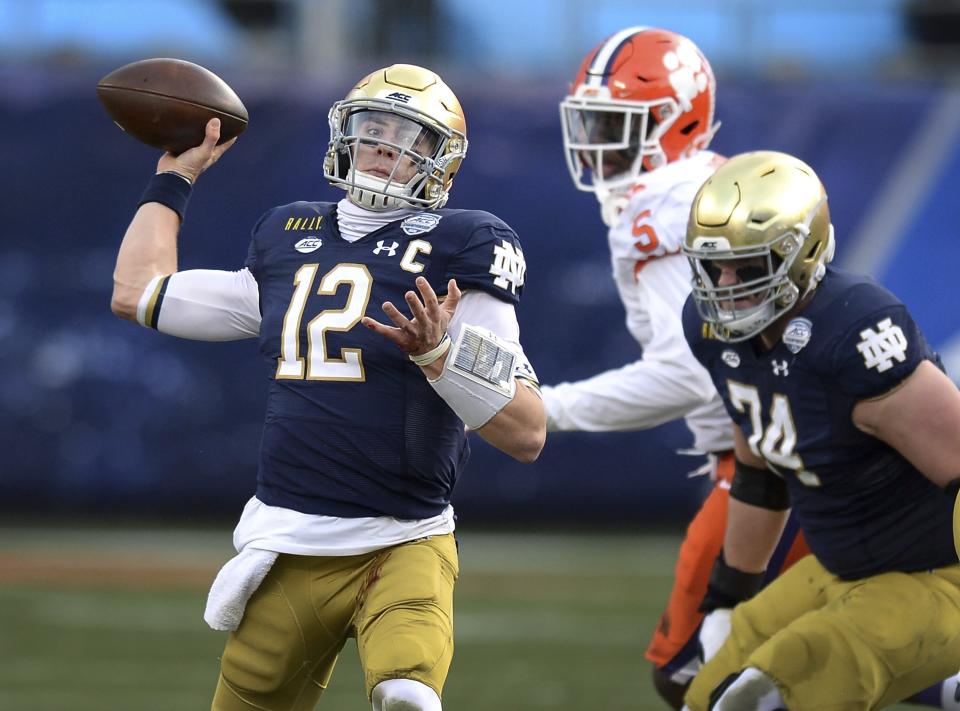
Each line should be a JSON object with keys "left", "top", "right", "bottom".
{"left": 856, "top": 318, "right": 908, "bottom": 373}
{"left": 489, "top": 240, "right": 526, "bottom": 294}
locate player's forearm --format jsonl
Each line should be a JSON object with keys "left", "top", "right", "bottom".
{"left": 475, "top": 382, "right": 546, "bottom": 462}
{"left": 112, "top": 202, "right": 180, "bottom": 320}
{"left": 723, "top": 497, "right": 789, "bottom": 573}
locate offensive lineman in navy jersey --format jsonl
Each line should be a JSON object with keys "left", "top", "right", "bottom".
{"left": 675, "top": 151, "right": 960, "bottom": 711}
{"left": 110, "top": 64, "right": 546, "bottom": 711}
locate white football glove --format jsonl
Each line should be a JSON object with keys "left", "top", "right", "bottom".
{"left": 698, "top": 608, "right": 733, "bottom": 664}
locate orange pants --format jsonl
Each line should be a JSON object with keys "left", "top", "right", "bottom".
{"left": 644, "top": 452, "right": 809, "bottom": 683}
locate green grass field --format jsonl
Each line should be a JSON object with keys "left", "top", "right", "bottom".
{"left": 0, "top": 526, "right": 917, "bottom": 711}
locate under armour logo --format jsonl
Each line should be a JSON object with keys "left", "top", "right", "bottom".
{"left": 771, "top": 360, "right": 789, "bottom": 376}
{"left": 489, "top": 239, "right": 526, "bottom": 294}
{"left": 373, "top": 240, "right": 399, "bottom": 257}
{"left": 856, "top": 317, "right": 908, "bottom": 373}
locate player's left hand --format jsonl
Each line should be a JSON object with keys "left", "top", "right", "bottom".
{"left": 362, "top": 277, "right": 461, "bottom": 356}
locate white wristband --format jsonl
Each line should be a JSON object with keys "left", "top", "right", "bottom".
{"left": 409, "top": 334, "right": 452, "bottom": 367}
{"left": 427, "top": 324, "right": 517, "bottom": 429}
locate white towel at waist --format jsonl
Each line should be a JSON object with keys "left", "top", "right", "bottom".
{"left": 204, "top": 548, "right": 278, "bottom": 631}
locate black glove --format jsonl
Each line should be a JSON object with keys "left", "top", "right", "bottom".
{"left": 698, "top": 550, "right": 764, "bottom": 614}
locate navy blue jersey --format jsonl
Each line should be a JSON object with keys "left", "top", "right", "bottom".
{"left": 242, "top": 201, "right": 526, "bottom": 519}
{"left": 683, "top": 266, "right": 955, "bottom": 579}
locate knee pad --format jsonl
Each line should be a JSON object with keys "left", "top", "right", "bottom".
{"left": 371, "top": 678, "right": 442, "bottom": 711}
{"left": 708, "top": 667, "right": 786, "bottom": 711}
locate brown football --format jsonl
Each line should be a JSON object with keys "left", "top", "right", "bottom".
{"left": 96, "top": 58, "right": 248, "bottom": 154}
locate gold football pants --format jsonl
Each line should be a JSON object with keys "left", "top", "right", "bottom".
{"left": 685, "top": 555, "right": 960, "bottom": 711}
{"left": 211, "top": 534, "right": 459, "bottom": 710}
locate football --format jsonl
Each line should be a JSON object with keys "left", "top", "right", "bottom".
{"left": 96, "top": 58, "right": 248, "bottom": 155}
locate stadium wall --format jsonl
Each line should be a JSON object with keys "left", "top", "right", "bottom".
{"left": 0, "top": 74, "right": 955, "bottom": 525}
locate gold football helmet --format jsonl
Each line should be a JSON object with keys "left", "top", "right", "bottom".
{"left": 324, "top": 64, "right": 467, "bottom": 211}
{"left": 683, "top": 151, "right": 835, "bottom": 342}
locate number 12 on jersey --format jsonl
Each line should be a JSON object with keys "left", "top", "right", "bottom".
{"left": 276, "top": 263, "right": 373, "bottom": 381}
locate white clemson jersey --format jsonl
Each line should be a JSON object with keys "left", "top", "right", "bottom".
{"left": 543, "top": 150, "right": 734, "bottom": 455}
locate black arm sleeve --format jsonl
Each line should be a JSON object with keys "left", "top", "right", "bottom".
{"left": 729, "top": 460, "right": 790, "bottom": 511}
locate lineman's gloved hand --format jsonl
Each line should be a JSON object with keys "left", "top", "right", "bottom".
{"left": 696, "top": 551, "right": 764, "bottom": 666}
{"left": 698, "top": 608, "right": 732, "bottom": 663}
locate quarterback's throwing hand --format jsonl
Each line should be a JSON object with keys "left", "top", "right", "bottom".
{"left": 362, "top": 277, "right": 461, "bottom": 356}
{"left": 156, "top": 118, "right": 237, "bottom": 184}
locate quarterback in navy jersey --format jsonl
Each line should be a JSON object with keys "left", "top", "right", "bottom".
{"left": 676, "top": 151, "right": 960, "bottom": 711}
{"left": 111, "top": 64, "right": 545, "bottom": 711}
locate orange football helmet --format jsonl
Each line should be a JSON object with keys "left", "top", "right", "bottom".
{"left": 561, "top": 27, "right": 719, "bottom": 195}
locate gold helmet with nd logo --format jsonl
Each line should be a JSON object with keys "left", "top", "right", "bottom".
{"left": 683, "top": 150, "right": 836, "bottom": 342}
{"left": 324, "top": 64, "right": 468, "bottom": 211}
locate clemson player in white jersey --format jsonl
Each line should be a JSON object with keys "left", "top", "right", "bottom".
{"left": 543, "top": 27, "right": 809, "bottom": 708}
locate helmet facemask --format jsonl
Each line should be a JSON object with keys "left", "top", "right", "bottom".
{"left": 688, "top": 235, "right": 799, "bottom": 342}
{"left": 685, "top": 196, "right": 830, "bottom": 342}
{"left": 326, "top": 99, "right": 466, "bottom": 211}
{"left": 560, "top": 92, "right": 681, "bottom": 198}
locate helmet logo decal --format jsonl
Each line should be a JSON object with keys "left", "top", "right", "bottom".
{"left": 692, "top": 237, "right": 730, "bottom": 251}
{"left": 294, "top": 237, "right": 323, "bottom": 253}
{"left": 783, "top": 318, "right": 813, "bottom": 354}
{"left": 664, "top": 39, "right": 710, "bottom": 112}
{"left": 385, "top": 91, "right": 412, "bottom": 103}
{"left": 401, "top": 213, "right": 442, "bottom": 236}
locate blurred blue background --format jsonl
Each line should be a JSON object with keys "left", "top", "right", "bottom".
{"left": 1, "top": 0, "right": 959, "bottom": 526}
